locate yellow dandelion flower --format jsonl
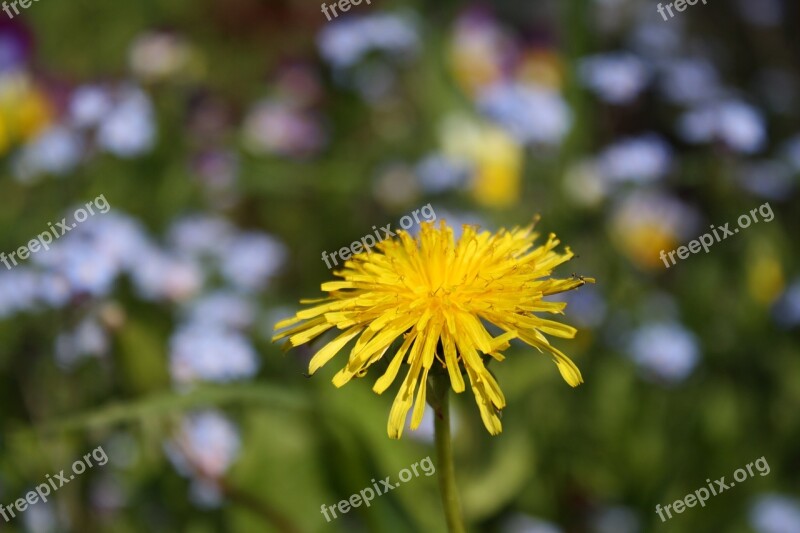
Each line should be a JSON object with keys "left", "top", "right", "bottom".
{"left": 273, "top": 221, "right": 593, "bottom": 439}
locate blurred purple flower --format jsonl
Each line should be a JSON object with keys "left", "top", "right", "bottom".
{"left": 242, "top": 99, "right": 326, "bottom": 158}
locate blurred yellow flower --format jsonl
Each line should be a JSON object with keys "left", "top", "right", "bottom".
{"left": 440, "top": 115, "right": 523, "bottom": 208}
{"left": 0, "top": 74, "right": 54, "bottom": 152}
{"left": 274, "top": 221, "right": 592, "bottom": 439}
{"left": 517, "top": 49, "right": 565, "bottom": 90}
{"left": 747, "top": 243, "right": 784, "bottom": 306}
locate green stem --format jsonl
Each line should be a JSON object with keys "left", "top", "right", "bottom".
{"left": 433, "top": 385, "right": 466, "bottom": 533}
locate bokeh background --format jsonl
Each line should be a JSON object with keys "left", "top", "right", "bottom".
{"left": 0, "top": 0, "right": 799, "bottom": 531}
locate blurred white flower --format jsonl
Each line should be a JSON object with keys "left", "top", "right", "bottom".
{"left": 563, "top": 160, "right": 608, "bottom": 207}
{"left": 597, "top": 134, "right": 672, "bottom": 183}
{"left": 478, "top": 82, "right": 572, "bottom": 146}
{"left": 97, "top": 87, "right": 156, "bottom": 157}
{"left": 169, "top": 325, "right": 259, "bottom": 385}
{"left": 129, "top": 32, "right": 192, "bottom": 81}
{"left": 750, "top": 494, "right": 800, "bottom": 533}
{"left": 628, "top": 322, "right": 700, "bottom": 383}
{"left": 579, "top": 53, "right": 650, "bottom": 104}
{"left": 678, "top": 100, "right": 766, "bottom": 154}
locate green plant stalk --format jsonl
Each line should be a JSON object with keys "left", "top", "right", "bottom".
{"left": 432, "top": 376, "right": 466, "bottom": 533}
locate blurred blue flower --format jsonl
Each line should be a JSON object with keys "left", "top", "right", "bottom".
{"left": 183, "top": 290, "right": 256, "bottom": 330}
{"left": 168, "top": 215, "right": 234, "bottom": 260}
{"left": 478, "top": 82, "right": 572, "bottom": 146}
{"left": 772, "top": 279, "right": 800, "bottom": 328}
{"left": 0, "top": 269, "right": 39, "bottom": 318}
{"left": 592, "top": 506, "right": 640, "bottom": 533}
{"left": 579, "top": 53, "right": 650, "bottom": 105}
{"left": 220, "top": 232, "right": 286, "bottom": 291}
{"left": 750, "top": 494, "right": 800, "bottom": 533}
{"left": 69, "top": 85, "right": 113, "bottom": 128}
{"left": 415, "top": 153, "right": 473, "bottom": 194}
{"left": 131, "top": 248, "right": 204, "bottom": 302}
{"left": 781, "top": 135, "right": 800, "bottom": 172}
{"left": 317, "top": 13, "right": 419, "bottom": 69}
{"left": 658, "top": 58, "right": 721, "bottom": 105}
{"left": 678, "top": 100, "right": 766, "bottom": 154}
{"left": 36, "top": 240, "right": 119, "bottom": 298}
{"left": 97, "top": 86, "right": 156, "bottom": 157}
{"left": 628, "top": 322, "right": 700, "bottom": 383}
{"left": 13, "top": 126, "right": 84, "bottom": 181}
{"left": 597, "top": 134, "right": 672, "bottom": 184}
{"left": 169, "top": 325, "right": 259, "bottom": 385}
{"left": 164, "top": 410, "right": 240, "bottom": 506}
{"left": 550, "top": 285, "right": 607, "bottom": 329}
{"left": 503, "top": 514, "right": 563, "bottom": 533}
{"left": 738, "top": 160, "right": 796, "bottom": 200}
{"left": 736, "top": 0, "right": 783, "bottom": 27}
{"left": 55, "top": 317, "right": 109, "bottom": 368}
